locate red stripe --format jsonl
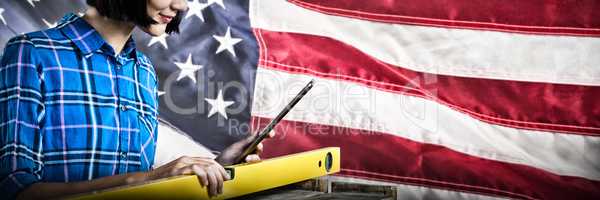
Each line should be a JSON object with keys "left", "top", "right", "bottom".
{"left": 254, "top": 29, "right": 600, "bottom": 136}
{"left": 253, "top": 117, "right": 600, "bottom": 200}
{"left": 288, "top": 0, "right": 600, "bottom": 37}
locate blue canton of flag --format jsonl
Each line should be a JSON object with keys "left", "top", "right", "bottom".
{"left": 137, "top": 0, "right": 258, "bottom": 151}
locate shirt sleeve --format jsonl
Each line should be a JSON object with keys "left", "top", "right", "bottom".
{"left": 0, "top": 35, "right": 45, "bottom": 199}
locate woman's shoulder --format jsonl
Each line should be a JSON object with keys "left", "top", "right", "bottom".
{"left": 1, "top": 28, "right": 76, "bottom": 70}
{"left": 5, "top": 27, "right": 71, "bottom": 51}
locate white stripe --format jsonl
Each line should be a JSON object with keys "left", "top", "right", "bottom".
{"left": 252, "top": 68, "right": 600, "bottom": 181}
{"left": 41, "top": 29, "right": 70, "bottom": 182}
{"left": 133, "top": 58, "right": 156, "bottom": 161}
{"left": 79, "top": 52, "right": 98, "bottom": 180}
{"left": 5, "top": 39, "right": 35, "bottom": 47}
{"left": 33, "top": 44, "right": 74, "bottom": 51}
{"left": 45, "top": 91, "right": 118, "bottom": 99}
{"left": 0, "top": 86, "right": 42, "bottom": 97}
{"left": 43, "top": 124, "right": 138, "bottom": 132}
{"left": 326, "top": 176, "right": 508, "bottom": 200}
{"left": 44, "top": 159, "right": 141, "bottom": 165}
{"left": 43, "top": 100, "right": 155, "bottom": 117}
{"left": 0, "top": 152, "right": 44, "bottom": 165}
{"left": 250, "top": 0, "right": 600, "bottom": 86}
{"left": 0, "top": 143, "right": 43, "bottom": 158}
{"left": 106, "top": 56, "right": 121, "bottom": 175}
{"left": 1, "top": 95, "right": 44, "bottom": 106}
{"left": 43, "top": 150, "right": 141, "bottom": 157}
{"left": 30, "top": 37, "right": 72, "bottom": 44}
{"left": 44, "top": 91, "right": 158, "bottom": 114}
{"left": 42, "top": 67, "right": 155, "bottom": 94}
{"left": 153, "top": 121, "right": 215, "bottom": 168}
{"left": 139, "top": 115, "right": 155, "bottom": 149}
{"left": 0, "top": 63, "right": 36, "bottom": 73}
{"left": 0, "top": 119, "right": 40, "bottom": 129}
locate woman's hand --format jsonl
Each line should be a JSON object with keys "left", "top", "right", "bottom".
{"left": 136, "top": 156, "right": 230, "bottom": 197}
{"left": 215, "top": 131, "right": 276, "bottom": 165}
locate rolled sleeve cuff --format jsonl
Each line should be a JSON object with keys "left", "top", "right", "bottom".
{"left": 1, "top": 171, "right": 40, "bottom": 200}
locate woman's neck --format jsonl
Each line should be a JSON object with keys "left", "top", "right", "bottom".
{"left": 82, "top": 7, "right": 135, "bottom": 55}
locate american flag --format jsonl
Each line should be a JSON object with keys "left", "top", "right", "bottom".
{"left": 1, "top": 0, "right": 599, "bottom": 199}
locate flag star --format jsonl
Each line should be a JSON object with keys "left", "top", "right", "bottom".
{"left": 212, "top": 27, "right": 242, "bottom": 57}
{"left": 0, "top": 8, "right": 5, "bottom": 25}
{"left": 148, "top": 33, "right": 169, "bottom": 49}
{"left": 27, "top": 0, "right": 40, "bottom": 7}
{"left": 208, "top": 0, "right": 226, "bottom": 9}
{"left": 185, "top": 0, "right": 210, "bottom": 22}
{"left": 174, "top": 54, "right": 203, "bottom": 83}
{"left": 205, "top": 90, "right": 234, "bottom": 119}
{"left": 42, "top": 18, "right": 57, "bottom": 28}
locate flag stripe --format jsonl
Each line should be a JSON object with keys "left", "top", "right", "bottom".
{"left": 249, "top": 0, "right": 600, "bottom": 198}
{"left": 255, "top": 29, "right": 600, "bottom": 135}
{"left": 288, "top": 0, "right": 600, "bottom": 37}
{"left": 252, "top": 68, "right": 600, "bottom": 181}
{"left": 250, "top": 0, "right": 600, "bottom": 86}
{"left": 255, "top": 117, "right": 600, "bottom": 200}
{"left": 154, "top": 121, "right": 215, "bottom": 167}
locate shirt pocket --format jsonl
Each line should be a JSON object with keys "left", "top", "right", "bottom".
{"left": 137, "top": 113, "right": 156, "bottom": 136}
{"left": 136, "top": 63, "right": 158, "bottom": 103}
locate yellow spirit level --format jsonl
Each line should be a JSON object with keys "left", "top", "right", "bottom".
{"left": 68, "top": 147, "right": 340, "bottom": 200}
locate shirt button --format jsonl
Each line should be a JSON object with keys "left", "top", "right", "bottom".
{"left": 120, "top": 104, "right": 127, "bottom": 111}
{"left": 120, "top": 152, "right": 127, "bottom": 159}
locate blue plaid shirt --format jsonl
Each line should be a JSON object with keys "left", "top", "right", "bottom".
{"left": 0, "top": 14, "right": 158, "bottom": 199}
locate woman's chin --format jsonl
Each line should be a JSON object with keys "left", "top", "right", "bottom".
{"left": 142, "top": 25, "right": 167, "bottom": 37}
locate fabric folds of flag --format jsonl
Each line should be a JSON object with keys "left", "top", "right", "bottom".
{"left": 1, "top": 0, "right": 599, "bottom": 199}
{"left": 248, "top": 1, "right": 600, "bottom": 199}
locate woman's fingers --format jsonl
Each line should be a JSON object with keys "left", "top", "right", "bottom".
{"left": 188, "top": 164, "right": 226, "bottom": 197}
{"left": 151, "top": 156, "right": 230, "bottom": 197}
{"left": 216, "top": 130, "right": 276, "bottom": 165}
{"left": 206, "top": 168, "right": 219, "bottom": 197}
{"left": 268, "top": 130, "right": 276, "bottom": 138}
{"left": 191, "top": 165, "right": 209, "bottom": 187}
{"left": 211, "top": 165, "right": 224, "bottom": 195}
{"left": 245, "top": 154, "right": 261, "bottom": 163}
{"left": 256, "top": 143, "right": 263, "bottom": 154}
{"left": 216, "top": 164, "right": 230, "bottom": 181}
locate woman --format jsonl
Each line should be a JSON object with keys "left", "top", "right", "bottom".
{"left": 0, "top": 0, "right": 270, "bottom": 199}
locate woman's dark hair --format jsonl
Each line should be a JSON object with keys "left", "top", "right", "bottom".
{"left": 86, "top": 0, "right": 182, "bottom": 34}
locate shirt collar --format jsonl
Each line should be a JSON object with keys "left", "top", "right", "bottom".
{"left": 58, "top": 13, "right": 137, "bottom": 59}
